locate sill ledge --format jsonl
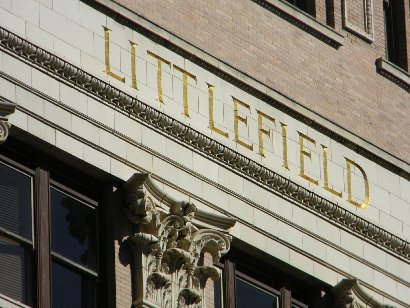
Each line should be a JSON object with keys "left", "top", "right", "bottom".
{"left": 376, "top": 57, "right": 410, "bottom": 93}
{"left": 254, "top": 0, "right": 344, "bottom": 48}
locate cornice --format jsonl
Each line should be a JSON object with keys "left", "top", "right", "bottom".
{"left": 253, "top": 0, "right": 344, "bottom": 48}
{"left": 4, "top": 74, "right": 409, "bottom": 290}
{"left": 83, "top": 0, "right": 410, "bottom": 179}
{"left": 1, "top": 27, "right": 409, "bottom": 261}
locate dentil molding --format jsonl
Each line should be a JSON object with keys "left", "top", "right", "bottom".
{"left": 0, "top": 27, "right": 409, "bottom": 261}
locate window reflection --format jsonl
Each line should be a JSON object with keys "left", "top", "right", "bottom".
{"left": 51, "top": 188, "right": 96, "bottom": 269}
{"left": 52, "top": 261, "right": 94, "bottom": 308}
{"left": 214, "top": 275, "right": 223, "bottom": 308}
{"left": 236, "top": 277, "right": 279, "bottom": 308}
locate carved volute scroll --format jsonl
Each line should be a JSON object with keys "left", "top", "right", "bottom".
{"left": 333, "top": 279, "right": 396, "bottom": 308}
{"left": 123, "top": 173, "right": 236, "bottom": 308}
{"left": 0, "top": 97, "right": 17, "bottom": 144}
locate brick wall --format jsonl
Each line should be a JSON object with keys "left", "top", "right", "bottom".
{"left": 112, "top": 0, "right": 410, "bottom": 163}
{"left": 203, "top": 252, "right": 219, "bottom": 308}
{"left": 346, "top": 0, "right": 365, "bottom": 30}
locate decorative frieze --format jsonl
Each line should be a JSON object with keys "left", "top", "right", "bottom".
{"left": 0, "top": 27, "right": 409, "bottom": 261}
{"left": 123, "top": 173, "right": 234, "bottom": 308}
{"left": 0, "top": 97, "right": 16, "bottom": 144}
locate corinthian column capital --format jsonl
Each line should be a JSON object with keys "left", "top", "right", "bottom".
{"left": 123, "top": 173, "right": 236, "bottom": 308}
{"left": 0, "top": 97, "right": 17, "bottom": 144}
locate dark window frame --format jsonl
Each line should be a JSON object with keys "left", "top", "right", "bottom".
{"left": 384, "top": 0, "right": 408, "bottom": 70}
{"left": 0, "top": 152, "right": 103, "bottom": 308}
{"left": 283, "top": 0, "right": 316, "bottom": 17}
{"left": 0, "top": 158, "right": 35, "bottom": 306}
{"left": 219, "top": 248, "right": 329, "bottom": 308}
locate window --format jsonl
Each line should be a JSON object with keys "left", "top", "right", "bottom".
{"left": 384, "top": 0, "right": 408, "bottom": 70}
{"left": 0, "top": 153, "right": 101, "bottom": 308}
{"left": 0, "top": 161, "right": 33, "bottom": 306}
{"left": 284, "top": 0, "right": 316, "bottom": 16}
{"left": 215, "top": 248, "right": 330, "bottom": 308}
{"left": 50, "top": 186, "right": 98, "bottom": 308}
{"left": 236, "top": 276, "right": 280, "bottom": 308}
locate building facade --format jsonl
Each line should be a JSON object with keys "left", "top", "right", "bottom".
{"left": 0, "top": 0, "right": 410, "bottom": 307}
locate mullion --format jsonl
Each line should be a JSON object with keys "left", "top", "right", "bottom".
{"left": 34, "top": 167, "right": 51, "bottom": 308}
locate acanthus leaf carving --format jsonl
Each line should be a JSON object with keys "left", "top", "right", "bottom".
{"left": 1, "top": 27, "right": 410, "bottom": 260}
{"left": 123, "top": 174, "right": 158, "bottom": 225}
{"left": 0, "top": 97, "right": 16, "bottom": 144}
{"left": 124, "top": 173, "right": 234, "bottom": 308}
{"left": 333, "top": 279, "right": 396, "bottom": 308}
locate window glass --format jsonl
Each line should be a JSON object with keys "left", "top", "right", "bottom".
{"left": 52, "top": 261, "right": 94, "bottom": 308}
{"left": 51, "top": 188, "right": 96, "bottom": 269}
{"left": 214, "top": 275, "right": 223, "bottom": 308}
{"left": 0, "top": 163, "right": 32, "bottom": 239}
{"left": 0, "top": 237, "right": 28, "bottom": 303}
{"left": 236, "top": 277, "right": 279, "bottom": 308}
{"left": 284, "top": 0, "right": 315, "bottom": 15}
{"left": 384, "top": 0, "right": 407, "bottom": 69}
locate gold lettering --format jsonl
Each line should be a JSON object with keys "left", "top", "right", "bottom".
{"left": 298, "top": 132, "right": 318, "bottom": 185}
{"left": 322, "top": 145, "right": 342, "bottom": 197}
{"left": 345, "top": 158, "right": 370, "bottom": 209}
{"left": 207, "top": 83, "right": 229, "bottom": 138}
{"left": 233, "top": 97, "right": 253, "bottom": 151}
{"left": 281, "top": 123, "right": 289, "bottom": 170}
{"left": 103, "top": 27, "right": 125, "bottom": 83}
{"left": 147, "top": 51, "right": 171, "bottom": 103}
{"left": 256, "top": 110, "right": 275, "bottom": 157}
{"left": 130, "top": 41, "right": 138, "bottom": 89}
{"left": 173, "top": 65, "right": 197, "bottom": 117}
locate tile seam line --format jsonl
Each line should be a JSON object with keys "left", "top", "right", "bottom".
{"left": 1, "top": 28, "right": 410, "bottom": 262}
{"left": 10, "top": 107, "right": 410, "bottom": 308}
{"left": 8, "top": 88, "right": 410, "bottom": 292}
{"left": 82, "top": 0, "right": 410, "bottom": 173}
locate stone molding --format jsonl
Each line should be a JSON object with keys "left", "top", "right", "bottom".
{"left": 253, "top": 0, "right": 344, "bottom": 48}
{"left": 92, "top": 0, "right": 344, "bottom": 49}
{"left": 376, "top": 58, "right": 410, "bottom": 93}
{"left": 82, "top": 1, "right": 410, "bottom": 179}
{"left": 1, "top": 27, "right": 410, "bottom": 260}
{"left": 0, "top": 96, "right": 17, "bottom": 144}
{"left": 4, "top": 72, "right": 409, "bottom": 301}
{"left": 123, "top": 173, "right": 234, "bottom": 308}
{"left": 333, "top": 279, "right": 395, "bottom": 308}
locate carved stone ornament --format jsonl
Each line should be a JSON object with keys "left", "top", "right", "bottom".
{"left": 1, "top": 27, "right": 409, "bottom": 260}
{"left": 332, "top": 279, "right": 396, "bottom": 308}
{"left": 0, "top": 97, "right": 16, "bottom": 144}
{"left": 123, "top": 173, "right": 236, "bottom": 308}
